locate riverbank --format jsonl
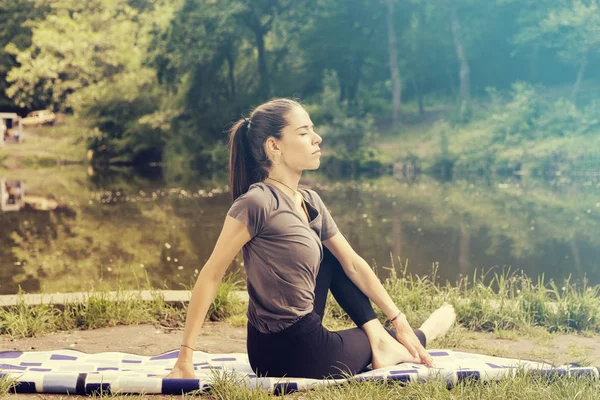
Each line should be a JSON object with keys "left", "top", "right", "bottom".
{"left": 0, "top": 118, "right": 90, "bottom": 171}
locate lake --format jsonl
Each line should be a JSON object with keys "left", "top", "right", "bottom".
{"left": 1, "top": 166, "right": 599, "bottom": 295}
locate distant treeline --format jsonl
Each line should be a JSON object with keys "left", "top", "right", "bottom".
{"left": 1, "top": 0, "right": 599, "bottom": 169}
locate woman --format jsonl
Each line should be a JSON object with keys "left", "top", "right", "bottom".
{"left": 167, "top": 98, "right": 455, "bottom": 379}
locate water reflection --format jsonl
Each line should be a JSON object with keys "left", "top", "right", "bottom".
{"left": 1, "top": 167, "right": 599, "bottom": 295}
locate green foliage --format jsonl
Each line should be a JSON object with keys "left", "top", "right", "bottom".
{"left": 2, "top": 0, "right": 600, "bottom": 170}
{"left": 0, "top": 290, "right": 187, "bottom": 338}
{"left": 312, "top": 70, "right": 384, "bottom": 175}
{"left": 0, "top": 0, "right": 49, "bottom": 109}
{"left": 85, "top": 89, "right": 166, "bottom": 165}
{"left": 207, "top": 275, "right": 245, "bottom": 322}
{"left": 511, "top": 0, "right": 600, "bottom": 66}
{"left": 488, "top": 82, "right": 600, "bottom": 144}
{"left": 0, "top": 373, "right": 16, "bottom": 396}
{"left": 324, "top": 264, "right": 600, "bottom": 335}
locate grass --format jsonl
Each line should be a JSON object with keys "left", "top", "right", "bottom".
{"left": 2, "top": 266, "right": 600, "bottom": 339}
{"left": 323, "top": 262, "right": 600, "bottom": 336}
{"left": 0, "top": 116, "right": 91, "bottom": 169}
{"left": 0, "top": 374, "right": 16, "bottom": 396}
{"left": 374, "top": 88, "right": 600, "bottom": 177}
{"left": 3, "top": 375, "right": 599, "bottom": 399}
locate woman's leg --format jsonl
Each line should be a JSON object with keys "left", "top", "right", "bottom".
{"left": 314, "top": 245, "right": 426, "bottom": 369}
{"left": 313, "top": 245, "right": 376, "bottom": 325}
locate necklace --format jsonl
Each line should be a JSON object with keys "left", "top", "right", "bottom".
{"left": 265, "top": 177, "right": 310, "bottom": 221}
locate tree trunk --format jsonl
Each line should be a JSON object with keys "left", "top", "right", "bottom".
{"left": 450, "top": 6, "right": 470, "bottom": 119}
{"left": 254, "top": 29, "right": 270, "bottom": 101}
{"left": 226, "top": 51, "right": 236, "bottom": 101}
{"left": 411, "top": 77, "right": 424, "bottom": 117}
{"left": 570, "top": 54, "right": 587, "bottom": 102}
{"left": 386, "top": 0, "right": 401, "bottom": 128}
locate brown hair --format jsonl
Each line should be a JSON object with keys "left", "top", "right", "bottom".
{"left": 229, "top": 98, "right": 302, "bottom": 201}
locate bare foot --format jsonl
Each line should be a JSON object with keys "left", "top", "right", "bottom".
{"left": 371, "top": 333, "right": 420, "bottom": 369}
{"left": 418, "top": 303, "right": 456, "bottom": 342}
{"left": 362, "top": 320, "right": 420, "bottom": 369}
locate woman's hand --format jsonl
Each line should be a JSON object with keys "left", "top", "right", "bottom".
{"left": 166, "top": 359, "right": 196, "bottom": 379}
{"left": 393, "top": 314, "right": 434, "bottom": 367}
{"left": 165, "top": 347, "right": 197, "bottom": 379}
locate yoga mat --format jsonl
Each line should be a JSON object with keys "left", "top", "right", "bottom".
{"left": 1, "top": 349, "right": 597, "bottom": 395}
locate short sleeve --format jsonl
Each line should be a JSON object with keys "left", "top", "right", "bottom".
{"left": 309, "top": 190, "right": 339, "bottom": 241}
{"left": 227, "top": 187, "right": 271, "bottom": 238}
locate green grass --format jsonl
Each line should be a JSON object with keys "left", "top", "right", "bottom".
{"left": 298, "top": 372, "right": 600, "bottom": 400}
{"left": 323, "top": 263, "right": 600, "bottom": 336}
{"left": 0, "top": 116, "right": 91, "bottom": 169}
{"left": 375, "top": 88, "right": 600, "bottom": 177}
{"left": 207, "top": 275, "right": 246, "bottom": 322}
{"left": 2, "top": 373, "right": 597, "bottom": 399}
{"left": 0, "top": 374, "right": 16, "bottom": 396}
{"left": 0, "top": 278, "right": 247, "bottom": 338}
{"left": 2, "top": 266, "right": 600, "bottom": 339}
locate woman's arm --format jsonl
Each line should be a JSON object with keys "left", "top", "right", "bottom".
{"left": 323, "top": 232, "right": 433, "bottom": 366}
{"left": 166, "top": 215, "right": 252, "bottom": 378}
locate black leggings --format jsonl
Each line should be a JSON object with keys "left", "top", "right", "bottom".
{"left": 247, "top": 246, "right": 426, "bottom": 379}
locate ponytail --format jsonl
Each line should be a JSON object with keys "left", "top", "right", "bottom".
{"left": 229, "top": 119, "right": 256, "bottom": 201}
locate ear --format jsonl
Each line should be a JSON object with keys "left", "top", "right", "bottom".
{"left": 265, "top": 137, "right": 281, "bottom": 154}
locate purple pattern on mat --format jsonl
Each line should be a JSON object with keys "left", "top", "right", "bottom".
{"left": 0, "top": 364, "right": 26, "bottom": 371}
{"left": 429, "top": 351, "right": 449, "bottom": 357}
{"left": 29, "top": 368, "right": 52, "bottom": 372}
{"left": 20, "top": 362, "right": 43, "bottom": 367}
{"left": 0, "top": 352, "right": 23, "bottom": 359}
{"left": 149, "top": 351, "right": 179, "bottom": 361}
{"left": 97, "top": 367, "right": 119, "bottom": 371}
{"left": 50, "top": 355, "right": 77, "bottom": 361}
{"left": 211, "top": 357, "right": 236, "bottom": 362}
{"left": 390, "top": 369, "right": 419, "bottom": 374}
{"left": 122, "top": 360, "right": 142, "bottom": 364}
{"left": 486, "top": 363, "right": 503, "bottom": 369}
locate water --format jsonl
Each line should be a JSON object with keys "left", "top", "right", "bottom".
{"left": 1, "top": 167, "right": 599, "bottom": 295}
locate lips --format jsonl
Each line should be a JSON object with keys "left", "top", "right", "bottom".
{"left": 312, "top": 149, "right": 321, "bottom": 154}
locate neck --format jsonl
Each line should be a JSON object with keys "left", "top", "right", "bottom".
{"left": 266, "top": 173, "right": 301, "bottom": 196}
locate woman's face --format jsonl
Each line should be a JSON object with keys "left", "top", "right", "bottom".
{"left": 273, "top": 106, "right": 322, "bottom": 172}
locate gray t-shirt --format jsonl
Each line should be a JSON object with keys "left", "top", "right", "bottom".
{"left": 227, "top": 181, "right": 339, "bottom": 333}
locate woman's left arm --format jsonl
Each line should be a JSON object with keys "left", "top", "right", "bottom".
{"left": 323, "top": 232, "right": 433, "bottom": 366}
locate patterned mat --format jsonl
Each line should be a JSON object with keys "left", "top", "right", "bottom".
{"left": 1, "top": 349, "right": 598, "bottom": 395}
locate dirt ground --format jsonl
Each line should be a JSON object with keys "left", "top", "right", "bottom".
{"left": 2, "top": 323, "right": 600, "bottom": 399}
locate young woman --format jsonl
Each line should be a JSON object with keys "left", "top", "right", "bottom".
{"left": 167, "top": 98, "right": 455, "bottom": 379}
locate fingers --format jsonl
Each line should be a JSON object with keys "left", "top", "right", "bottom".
{"left": 404, "top": 341, "right": 419, "bottom": 359}
{"left": 418, "top": 347, "right": 434, "bottom": 367}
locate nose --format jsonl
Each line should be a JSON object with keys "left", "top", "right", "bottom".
{"left": 314, "top": 132, "right": 322, "bottom": 144}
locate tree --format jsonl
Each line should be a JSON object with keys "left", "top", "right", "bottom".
{"left": 509, "top": 0, "right": 600, "bottom": 101}
{"left": 301, "top": 0, "right": 387, "bottom": 107}
{"left": 385, "top": 0, "right": 401, "bottom": 127}
{"left": 0, "top": 0, "right": 48, "bottom": 109}
{"left": 5, "top": 0, "right": 175, "bottom": 112}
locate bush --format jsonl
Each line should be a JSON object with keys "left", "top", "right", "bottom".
{"left": 310, "top": 70, "right": 382, "bottom": 176}
{"left": 85, "top": 88, "right": 165, "bottom": 166}
{"left": 487, "top": 83, "right": 599, "bottom": 145}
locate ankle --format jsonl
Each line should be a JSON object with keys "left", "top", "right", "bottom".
{"left": 361, "top": 319, "right": 394, "bottom": 345}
